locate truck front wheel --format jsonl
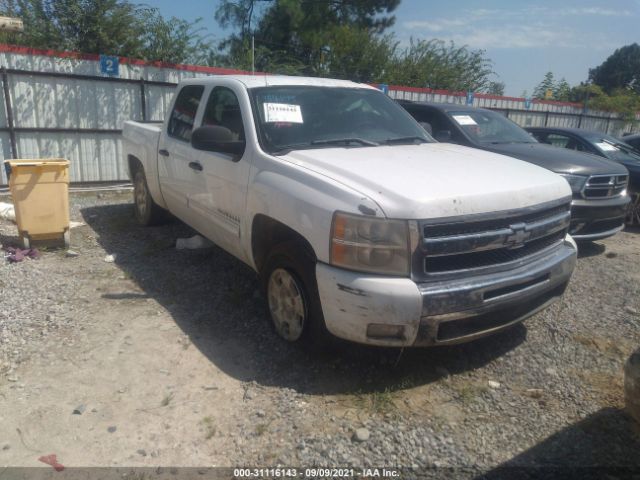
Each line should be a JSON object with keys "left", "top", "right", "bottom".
{"left": 133, "top": 169, "right": 166, "bottom": 226}
{"left": 261, "top": 243, "right": 328, "bottom": 344}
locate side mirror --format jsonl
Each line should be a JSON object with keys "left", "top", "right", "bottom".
{"left": 191, "top": 126, "right": 245, "bottom": 156}
{"left": 419, "top": 121, "right": 433, "bottom": 135}
{"left": 434, "top": 130, "right": 452, "bottom": 142}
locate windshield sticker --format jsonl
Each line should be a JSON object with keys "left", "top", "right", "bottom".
{"left": 264, "top": 103, "right": 303, "bottom": 123}
{"left": 452, "top": 115, "right": 477, "bottom": 126}
{"left": 596, "top": 142, "right": 619, "bottom": 151}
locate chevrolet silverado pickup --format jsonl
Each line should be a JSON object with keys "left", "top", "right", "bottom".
{"left": 122, "top": 76, "right": 577, "bottom": 347}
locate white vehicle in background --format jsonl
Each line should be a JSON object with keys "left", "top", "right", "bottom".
{"left": 122, "top": 75, "right": 577, "bottom": 347}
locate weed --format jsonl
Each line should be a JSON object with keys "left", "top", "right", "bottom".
{"left": 355, "top": 388, "right": 397, "bottom": 415}
{"left": 255, "top": 423, "right": 268, "bottom": 436}
{"left": 201, "top": 416, "right": 216, "bottom": 439}
{"left": 161, "top": 392, "right": 174, "bottom": 407}
{"left": 452, "top": 382, "right": 489, "bottom": 404}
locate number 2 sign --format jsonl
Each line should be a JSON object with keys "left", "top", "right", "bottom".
{"left": 100, "top": 55, "right": 119, "bottom": 77}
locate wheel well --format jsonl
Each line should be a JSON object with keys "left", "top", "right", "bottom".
{"left": 128, "top": 155, "right": 143, "bottom": 180}
{"left": 251, "top": 215, "right": 317, "bottom": 274}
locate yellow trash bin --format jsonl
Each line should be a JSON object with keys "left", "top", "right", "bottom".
{"left": 3, "top": 158, "right": 70, "bottom": 249}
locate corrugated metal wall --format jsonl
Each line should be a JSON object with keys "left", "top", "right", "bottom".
{"left": 0, "top": 47, "right": 636, "bottom": 185}
{"left": 0, "top": 48, "right": 216, "bottom": 184}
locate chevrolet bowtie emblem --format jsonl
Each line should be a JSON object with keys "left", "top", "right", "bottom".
{"left": 506, "top": 222, "right": 530, "bottom": 248}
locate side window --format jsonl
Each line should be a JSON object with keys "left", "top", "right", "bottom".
{"left": 201, "top": 87, "right": 245, "bottom": 141}
{"left": 410, "top": 109, "right": 459, "bottom": 140}
{"left": 167, "top": 85, "right": 204, "bottom": 142}
{"left": 545, "top": 133, "right": 573, "bottom": 148}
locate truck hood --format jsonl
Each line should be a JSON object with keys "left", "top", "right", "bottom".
{"left": 482, "top": 142, "right": 628, "bottom": 176}
{"left": 282, "top": 143, "right": 571, "bottom": 219}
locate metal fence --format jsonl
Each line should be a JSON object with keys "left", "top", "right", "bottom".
{"left": 0, "top": 45, "right": 637, "bottom": 185}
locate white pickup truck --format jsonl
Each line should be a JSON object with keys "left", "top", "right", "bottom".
{"left": 122, "top": 75, "right": 577, "bottom": 347}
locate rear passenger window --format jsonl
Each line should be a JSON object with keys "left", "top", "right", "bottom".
{"left": 201, "top": 87, "right": 245, "bottom": 141}
{"left": 545, "top": 134, "right": 573, "bottom": 148}
{"left": 167, "top": 85, "right": 204, "bottom": 142}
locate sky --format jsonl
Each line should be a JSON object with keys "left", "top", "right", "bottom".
{"left": 146, "top": 0, "right": 640, "bottom": 96}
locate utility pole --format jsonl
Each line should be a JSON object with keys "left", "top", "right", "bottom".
{"left": 251, "top": 35, "right": 255, "bottom": 75}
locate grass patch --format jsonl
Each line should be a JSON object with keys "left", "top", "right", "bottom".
{"left": 255, "top": 423, "right": 268, "bottom": 436}
{"left": 451, "top": 381, "right": 489, "bottom": 405}
{"left": 201, "top": 416, "right": 216, "bottom": 439}
{"left": 355, "top": 388, "right": 397, "bottom": 415}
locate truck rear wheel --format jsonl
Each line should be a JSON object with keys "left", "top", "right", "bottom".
{"left": 133, "top": 169, "right": 166, "bottom": 226}
{"left": 261, "top": 243, "right": 329, "bottom": 345}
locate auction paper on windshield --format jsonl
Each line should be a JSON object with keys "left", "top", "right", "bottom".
{"left": 452, "top": 115, "right": 477, "bottom": 126}
{"left": 264, "top": 103, "right": 303, "bottom": 123}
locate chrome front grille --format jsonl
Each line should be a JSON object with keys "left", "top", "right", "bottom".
{"left": 418, "top": 201, "right": 571, "bottom": 276}
{"left": 582, "top": 174, "right": 628, "bottom": 199}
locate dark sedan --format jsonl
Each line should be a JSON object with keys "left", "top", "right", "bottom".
{"left": 399, "top": 101, "right": 631, "bottom": 241}
{"left": 526, "top": 127, "right": 640, "bottom": 192}
{"left": 620, "top": 133, "right": 640, "bottom": 155}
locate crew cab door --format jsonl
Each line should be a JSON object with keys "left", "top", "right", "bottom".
{"left": 187, "top": 83, "right": 251, "bottom": 260}
{"left": 157, "top": 84, "right": 205, "bottom": 223}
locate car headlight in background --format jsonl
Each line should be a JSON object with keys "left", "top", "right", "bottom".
{"left": 559, "top": 173, "right": 587, "bottom": 194}
{"left": 331, "top": 212, "right": 411, "bottom": 276}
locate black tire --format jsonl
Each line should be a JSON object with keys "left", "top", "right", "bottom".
{"left": 133, "top": 168, "right": 167, "bottom": 226}
{"left": 261, "top": 242, "right": 330, "bottom": 345}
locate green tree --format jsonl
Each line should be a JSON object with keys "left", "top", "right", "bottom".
{"left": 533, "top": 71, "right": 556, "bottom": 99}
{"left": 0, "top": 0, "right": 211, "bottom": 63}
{"left": 214, "top": 0, "right": 400, "bottom": 76}
{"left": 589, "top": 43, "right": 640, "bottom": 94}
{"left": 554, "top": 77, "right": 571, "bottom": 101}
{"left": 487, "top": 80, "right": 505, "bottom": 96}
{"left": 384, "top": 38, "right": 494, "bottom": 92}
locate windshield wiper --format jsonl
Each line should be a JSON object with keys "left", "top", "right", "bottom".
{"left": 311, "top": 138, "right": 379, "bottom": 147}
{"left": 269, "top": 143, "right": 313, "bottom": 156}
{"left": 383, "top": 136, "right": 429, "bottom": 145}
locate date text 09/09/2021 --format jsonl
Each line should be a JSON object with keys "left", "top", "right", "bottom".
{"left": 233, "top": 468, "right": 401, "bottom": 478}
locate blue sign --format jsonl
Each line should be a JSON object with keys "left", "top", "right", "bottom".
{"left": 100, "top": 55, "right": 119, "bottom": 76}
{"left": 524, "top": 97, "right": 532, "bottom": 110}
{"left": 378, "top": 83, "right": 389, "bottom": 95}
{"left": 466, "top": 91, "right": 474, "bottom": 105}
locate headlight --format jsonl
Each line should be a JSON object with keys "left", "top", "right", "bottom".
{"left": 330, "top": 212, "right": 410, "bottom": 276}
{"left": 559, "top": 174, "right": 587, "bottom": 193}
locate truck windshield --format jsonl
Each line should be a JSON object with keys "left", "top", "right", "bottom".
{"left": 447, "top": 109, "right": 537, "bottom": 145}
{"left": 250, "top": 86, "right": 432, "bottom": 154}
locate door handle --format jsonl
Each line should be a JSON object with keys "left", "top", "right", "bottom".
{"left": 189, "top": 161, "right": 203, "bottom": 172}
{"left": 159, "top": 149, "right": 170, "bottom": 157}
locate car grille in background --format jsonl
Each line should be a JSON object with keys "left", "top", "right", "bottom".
{"left": 420, "top": 202, "right": 571, "bottom": 276}
{"left": 582, "top": 175, "right": 628, "bottom": 199}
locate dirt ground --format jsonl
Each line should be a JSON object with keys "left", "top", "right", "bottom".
{"left": 1, "top": 191, "right": 639, "bottom": 475}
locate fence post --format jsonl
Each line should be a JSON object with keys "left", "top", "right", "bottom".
{"left": 139, "top": 77, "right": 147, "bottom": 122}
{"left": 1, "top": 67, "right": 17, "bottom": 159}
{"left": 544, "top": 111, "right": 549, "bottom": 127}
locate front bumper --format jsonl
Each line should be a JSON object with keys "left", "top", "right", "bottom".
{"left": 569, "top": 195, "right": 629, "bottom": 241}
{"left": 316, "top": 239, "right": 576, "bottom": 347}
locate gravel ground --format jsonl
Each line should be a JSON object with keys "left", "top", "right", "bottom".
{"left": 0, "top": 191, "right": 639, "bottom": 477}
